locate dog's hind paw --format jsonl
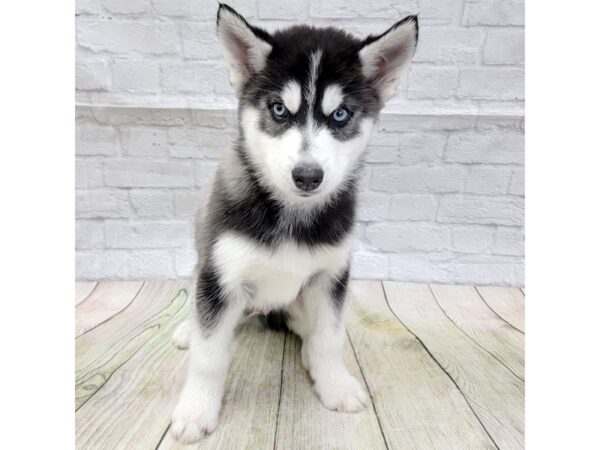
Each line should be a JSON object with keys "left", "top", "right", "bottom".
{"left": 172, "top": 320, "right": 191, "bottom": 349}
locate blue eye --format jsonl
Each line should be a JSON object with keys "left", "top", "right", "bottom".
{"left": 271, "top": 102, "right": 288, "bottom": 120}
{"left": 331, "top": 107, "right": 350, "bottom": 124}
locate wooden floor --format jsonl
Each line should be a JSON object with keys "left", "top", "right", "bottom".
{"left": 75, "top": 280, "right": 525, "bottom": 449}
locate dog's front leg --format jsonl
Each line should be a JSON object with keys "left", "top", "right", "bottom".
{"left": 292, "top": 270, "right": 368, "bottom": 413}
{"left": 170, "top": 269, "right": 245, "bottom": 444}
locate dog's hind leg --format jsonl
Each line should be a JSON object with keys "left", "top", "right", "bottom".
{"left": 287, "top": 269, "right": 367, "bottom": 413}
{"left": 172, "top": 320, "right": 192, "bottom": 349}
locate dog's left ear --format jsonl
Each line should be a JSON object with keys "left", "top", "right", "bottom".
{"left": 359, "top": 16, "right": 418, "bottom": 103}
{"left": 217, "top": 4, "right": 273, "bottom": 95}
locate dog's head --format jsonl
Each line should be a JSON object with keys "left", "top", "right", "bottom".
{"left": 217, "top": 4, "right": 418, "bottom": 207}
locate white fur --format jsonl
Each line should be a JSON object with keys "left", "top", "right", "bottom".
{"left": 213, "top": 231, "right": 353, "bottom": 312}
{"left": 241, "top": 105, "right": 375, "bottom": 207}
{"left": 281, "top": 80, "right": 302, "bottom": 114}
{"left": 321, "top": 84, "right": 344, "bottom": 115}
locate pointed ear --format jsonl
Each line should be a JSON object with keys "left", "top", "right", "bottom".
{"left": 359, "top": 16, "right": 418, "bottom": 103}
{"left": 217, "top": 4, "right": 273, "bottom": 94}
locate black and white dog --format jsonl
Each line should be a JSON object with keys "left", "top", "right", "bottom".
{"left": 170, "top": 4, "right": 418, "bottom": 443}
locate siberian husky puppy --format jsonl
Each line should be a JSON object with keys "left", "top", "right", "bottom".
{"left": 170, "top": 3, "right": 418, "bottom": 443}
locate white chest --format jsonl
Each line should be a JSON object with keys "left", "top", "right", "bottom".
{"left": 211, "top": 232, "right": 352, "bottom": 310}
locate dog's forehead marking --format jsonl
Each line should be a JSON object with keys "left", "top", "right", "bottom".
{"left": 281, "top": 81, "right": 301, "bottom": 114}
{"left": 306, "top": 49, "right": 322, "bottom": 110}
{"left": 321, "top": 84, "right": 344, "bottom": 116}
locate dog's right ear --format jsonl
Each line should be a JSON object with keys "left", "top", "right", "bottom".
{"left": 217, "top": 4, "right": 273, "bottom": 95}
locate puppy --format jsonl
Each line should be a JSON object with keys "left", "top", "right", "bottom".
{"left": 170, "top": 4, "right": 418, "bottom": 443}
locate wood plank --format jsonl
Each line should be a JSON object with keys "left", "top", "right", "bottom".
{"left": 76, "top": 281, "right": 190, "bottom": 449}
{"left": 75, "top": 281, "right": 143, "bottom": 337}
{"left": 431, "top": 284, "right": 524, "bottom": 380}
{"left": 384, "top": 281, "right": 524, "bottom": 449}
{"left": 76, "top": 281, "right": 187, "bottom": 409}
{"left": 348, "top": 281, "right": 496, "bottom": 449}
{"left": 274, "top": 332, "right": 386, "bottom": 450}
{"left": 476, "top": 286, "right": 525, "bottom": 333}
{"left": 75, "top": 281, "right": 97, "bottom": 306}
{"left": 159, "top": 321, "right": 285, "bottom": 449}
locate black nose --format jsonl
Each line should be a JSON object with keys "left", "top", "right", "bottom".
{"left": 292, "top": 165, "right": 324, "bottom": 192}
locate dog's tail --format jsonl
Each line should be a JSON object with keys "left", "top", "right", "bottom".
{"left": 258, "top": 311, "right": 289, "bottom": 332}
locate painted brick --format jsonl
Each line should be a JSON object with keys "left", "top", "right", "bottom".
{"left": 389, "top": 253, "right": 454, "bottom": 284}
{"left": 76, "top": 221, "right": 105, "bottom": 250}
{"left": 105, "top": 220, "right": 192, "bottom": 248}
{"left": 457, "top": 69, "right": 524, "bottom": 101}
{"left": 509, "top": 168, "right": 525, "bottom": 196}
{"left": 495, "top": 227, "right": 524, "bottom": 256}
{"left": 389, "top": 194, "right": 437, "bottom": 221}
{"left": 407, "top": 68, "right": 459, "bottom": 100}
{"left": 77, "top": 21, "right": 179, "bottom": 55}
{"left": 161, "top": 62, "right": 230, "bottom": 95}
{"left": 195, "top": 161, "right": 219, "bottom": 188}
{"left": 465, "top": 166, "right": 512, "bottom": 195}
{"left": 112, "top": 60, "right": 161, "bottom": 93}
{"left": 357, "top": 192, "right": 390, "bottom": 221}
{"left": 76, "top": 189, "right": 131, "bottom": 218}
{"left": 414, "top": 28, "right": 484, "bottom": 65}
{"left": 370, "top": 166, "right": 467, "bottom": 194}
{"left": 397, "top": 133, "right": 446, "bottom": 164}
{"left": 180, "top": 22, "right": 222, "bottom": 60}
{"left": 483, "top": 30, "right": 525, "bottom": 65}
{"left": 417, "top": 0, "right": 457, "bottom": 23}
{"left": 175, "top": 248, "right": 197, "bottom": 277}
{"left": 76, "top": 61, "right": 110, "bottom": 91}
{"left": 76, "top": 249, "right": 175, "bottom": 279}
{"left": 351, "top": 251, "right": 389, "bottom": 280}
{"left": 76, "top": 123, "right": 119, "bottom": 156}
{"left": 451, "top": 225, "right": 495, "bottom": 254}
{"left": 365, "top": 223, "right": 450, "bottom": 252}
{"left": 309, "top": 0, "right": 417, "bottom": 19}
{"left": 121, "top": 127, "right": 169, "bottom": 157}
{"left": 129, "top": 190, "right": 174, "bottom": 217}
{"left": 438, "top": 195, "right": 524, "bottom": 226}
{"left": 105, "top": 160, "right": 195, "bottom": 187}
{"left": 463, "top": 0, "right": 524, "bottom": 26}
{"left": 446, "top": 130, "right": 524, "bottom": 165}
{"left": 168, "top": 127, "right": 231, "bottom": 159}
{"left": 378, "top": 114, "right": 478, "bottom": 132}
{"left": 259, "top": 0, "right": 307, "bottom": 19}
{"left": 75, "top": 160, "right": 104, "bottom": 188}
{"left": 102, "top": 0, "right": 149, "bottom": 14}
{"left": 174, "top": 190, "right": 202, "bottom": 217}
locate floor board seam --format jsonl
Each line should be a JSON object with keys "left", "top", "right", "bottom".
{"left": 272, "top": 331, "right": 287, "bottom": 450}
{"left": 76, "top": 282, "right": 99, "bottom": 307}
{"left": 428, "top": 285, "right": 524, "bottom": 382}
{"left": 381, "top": 282, "right": 501, "bottom": 450}
{"left": 474, "top": 286, "right": 525, "bottom": 335}
{"left": 346, "top": 328, "right": 390, "bottom": 450}
{"left": 76, "top": 281, "right": 146, "bottom": 339}
{"left": 154, "top": 424, "right": 170, "bottom": 449}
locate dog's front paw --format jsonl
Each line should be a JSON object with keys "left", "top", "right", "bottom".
{"left": 314, "top": 373, "right": 368, "bottom": 413}
{"left": 170, "top": 397, "right": 219, "bottom": 444}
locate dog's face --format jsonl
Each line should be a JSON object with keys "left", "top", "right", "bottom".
{"left": 217, "top": 4, "right": 418, "bottom": 207}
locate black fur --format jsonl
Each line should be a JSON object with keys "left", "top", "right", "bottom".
{"left": 195, "top": 264, "right": 227, "bottom": 333}
{"left": 208, "top": 149, "right": 357, "bottom": 248}
{"left": 330, "top": 267, "right": 350, "bottom": 313}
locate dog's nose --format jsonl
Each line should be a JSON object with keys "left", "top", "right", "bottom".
{"left": 292, "top": 164, "right": 324, "bottom": 192}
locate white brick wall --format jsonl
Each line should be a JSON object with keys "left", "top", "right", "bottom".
{"left": 75, "top": 0, "right": 525, "bottom": 286}
{"left": 75, "top": 0, "right": 524, "bottom": 114}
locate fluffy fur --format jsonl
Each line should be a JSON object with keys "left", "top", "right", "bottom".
{"left": 170, "top": 4, "right": 418, "bottom": 443}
